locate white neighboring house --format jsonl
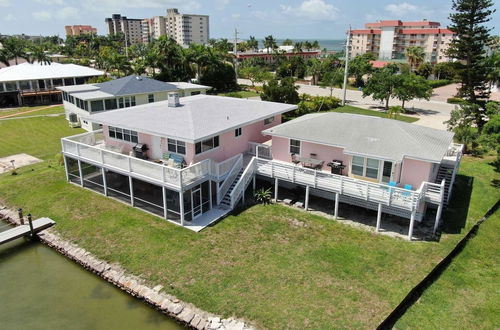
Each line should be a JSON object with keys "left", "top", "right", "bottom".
{"left": 57, "top": 75, "right": 211, "bottom": 131}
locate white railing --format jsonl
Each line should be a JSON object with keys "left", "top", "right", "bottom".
{"left": 424, "top": 180, "right": 445, "bottom": 204}
{"left": 217, "top": 154, "right": 243, "bottom": 204}
{"left": 255, "top": 158, "right": 432, "bottom": 211}
{"left": 247, "top": 142, "right": 272, "bottom": 159}
{"left": 215, "top": 153, "right": 243, "bottom": 179}
{"left": 61, "top": 131, "right": 212, "bottom": 189}
{"left": 229, "top": 157, "right": 257, "bottom": 209}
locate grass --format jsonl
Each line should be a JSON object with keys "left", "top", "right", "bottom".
{"left": 0, "top": 105, "right": 64, "bottom": 118}
{"left": 218, "top": 90, "right": 261, "bottom": 98}
{"left": 0, "top": 115, "right": 498, "bottom": 328}
{"left": 331, "top": 105, "right": 419, "bottom": 123}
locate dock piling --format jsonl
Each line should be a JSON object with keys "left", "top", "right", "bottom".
{"left": 18, "top": 208, "right": 24, "bottom": 225}
{"left": 27, "top": 214, "right": 34, "bottom": 237}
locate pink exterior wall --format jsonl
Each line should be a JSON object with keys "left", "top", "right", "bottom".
{"left": 102, "top": 114, "right": 282, "bottom": 165}
{"left": 400, "top": 158, "right": 433, "bottom": 189}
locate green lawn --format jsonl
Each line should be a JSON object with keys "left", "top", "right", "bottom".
{"left": 0, "top": 105, "right": 64, "bottom": 118}
{"left": 0, "top": 115, "right": 498, "bottom": 328}
{"left": 218, "top": 90, "right": 261, "bottom": 98}
{"left": 332, "top": 105, "right": 419, "bottom": 123}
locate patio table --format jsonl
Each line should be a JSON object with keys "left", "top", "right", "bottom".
{"left": 294, "top": 156, "right": 324, "bottom": 170}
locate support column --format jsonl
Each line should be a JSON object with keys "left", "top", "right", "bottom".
{"left": 408, "top": 210, "right": 416, "bottom": 241}
{"left": 162, "top": 186, "right": 168, "bottom": 220}
{"left": 433, "top": 202, "right": 443, "bottom": 234}
{"left": 242, "top": 185, "right": 246, "bottom": 205}
{"left": 334, "top": 192, "right": 339, "bottom": 219}
{"left": 305, "top": 185, "right": 310, "bottom": 210}
{"left": 128, "top": 176, "right": 134, "bottom": 206}
{"left": 274, "top": 178, "right": 279, "bottom": 201}
{"left": 77, "top": 159, "right": 84, "bottom": 187}
{"left": 252, "top": 175, "right": 256, "bottom": 193}
{"left": 102, "top": 168, "right": 108, "bottom": 196}
{"left": 208, "top": 181, "right": 213, "bottom": 210}
{"left": 63, "top": 156, "right": 70, "bottom": 182}
{"left": 179, "top": 190, "right": 185, "bottom": 226}
{"left": 376, "top": 203, "right": 382, "bottom": 232}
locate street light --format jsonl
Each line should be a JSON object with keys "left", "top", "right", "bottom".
{"left": 341, "top": 26, "right": 351, "bottom": 106}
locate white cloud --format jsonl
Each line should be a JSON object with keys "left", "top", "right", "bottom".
{"left": 32, "top": 6, "right": 78, "bottom": 21}
{"left": 251, "top": 10, "right": 269, "bottom": 20}
{"left": 385, "top": 2, "right": 418, "bottom": 16}
{"left": 216, "top": 0, "right": 230, "bottom": 10}
{"left": 34, "top": 0, "right": 65, "bottom": 5}
{"left": 0, "top": 0, "right": 11, "bottom": 7}
{"left": 231, "top": 13, "right": 241, "bottom": 19}
{"left": 281, "top": 0, "right": 338, "bottom": 21}
{"left": 4, "top": 13, "right": 16, "bottom": 21}
{"left": 81, "top": 0, "right": 200, "bottom": 11}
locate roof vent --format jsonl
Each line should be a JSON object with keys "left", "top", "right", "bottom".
{"left": 168, "top": 92, "right": 180, "bottom": 107}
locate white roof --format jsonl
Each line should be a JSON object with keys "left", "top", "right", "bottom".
{"left": 168, "top": 82, "right": 212, "bottom": 90}
{"left": 263, "top": 112, "right": 454, "bottom": 163}
{"left": 0, "top": 62, "right": 103, "bottom": 83}
{"left": 86, "top": 95, "right": 296, "bottom": 143}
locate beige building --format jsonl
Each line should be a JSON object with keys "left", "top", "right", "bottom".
{"left": 350, "top": 20, "right": 456, "bottom": 63}
{"left": 65, "top": 25, "right": 97, "bottom": 37}
{"left": 105, "top": 14, "right": 143, "bottom": 45}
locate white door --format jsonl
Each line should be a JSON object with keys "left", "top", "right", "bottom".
{"left": 191, "top": 187, "right": 203, "bottom": 219}
{"left": 151, "top": 135, "right": 162, "bottom": 159}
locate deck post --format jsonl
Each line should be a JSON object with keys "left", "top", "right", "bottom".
{"left": 252, "top": 175, "right": 256, "bottom": 193}
{"left": 305, "top": 185, "right": 310, "bottom": 210}
{"left": 274, "top": 178, "right": 279, "bottom": 201}
{"left": 334, "top": 192, "right": 339, "bottom": 219}
{"left": 376, "top": 203, "right": 382, "bottom": 232}
{"left": 179, "top": 190, "right": 185, "bottom": 226}
{"left": 27, "top": 214, "right": 34, "bottom": 237}
{"left": 63, "top": 155, "right": 70, "bottom": 182}
{"left": 101, "top": 168, "right": 108, "bottom": 196}
{"left": 208, "top": 180, "right": 213, "bottom": 210}
{"left": 162, "top": 186, "right": 168, "bottom": 219}
{"left": 18, "top": 208, "right": 24, "bottom": 225}
{"left": 128, "top": 176, "right": 134, "bottom": 206}
{"left": 408, "top": 210, "right": 416, "bottom": 241}
{"left": 77, "top": 159, "right": 84, "bottom": 187}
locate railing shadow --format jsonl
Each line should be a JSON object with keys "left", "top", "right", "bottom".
{"left": 440, "top": 174, "right": 473, "bottom": 234}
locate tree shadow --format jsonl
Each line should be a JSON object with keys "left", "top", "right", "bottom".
{"left": 440, "top": 174, "right": 474, "bottom": 234}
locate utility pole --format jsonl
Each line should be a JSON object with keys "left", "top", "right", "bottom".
{"left": 341, "top": 26, "right": 351, "bottom": 106}
{"left": 233, "top": 28, "right": 239, "bottom": 80}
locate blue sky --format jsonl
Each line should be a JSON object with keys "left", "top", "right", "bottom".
{"left": 0, "top": 0, "right": 498, "bottom": 39}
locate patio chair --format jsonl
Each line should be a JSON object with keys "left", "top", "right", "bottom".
{"left": 402, "top": 184, "right": 413, "bottom": 198}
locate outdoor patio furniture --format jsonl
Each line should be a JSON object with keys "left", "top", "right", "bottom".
{"left": 295, "top": 155, "right": 324, "bottom": 170}
{"left": 291, "top": 154, "right": 301, "bottom": 165}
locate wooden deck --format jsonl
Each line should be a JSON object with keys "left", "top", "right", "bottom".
{"left": 0, "top": 217, "right": 55, "bottom": 245}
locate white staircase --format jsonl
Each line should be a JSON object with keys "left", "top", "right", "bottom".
{"left": 220, "top": 169, "right": 244, "bottom": 209}
{"left": 435, "top": 163, "right": 454, "bottom": 204}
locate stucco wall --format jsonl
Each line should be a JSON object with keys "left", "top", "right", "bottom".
{"left": 400, "top": 158, "right": 433, "bottom": 189}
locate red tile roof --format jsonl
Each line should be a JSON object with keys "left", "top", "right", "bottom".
{"left": 401, "top": 28, "right": 454, "bottom": 34}
{"left": 370, "top": 60, "right": 389, "bottom": 68}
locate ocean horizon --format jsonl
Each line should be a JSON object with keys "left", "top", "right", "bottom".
{"left": 255, "top": 39, "right": 344, "bottom": 51}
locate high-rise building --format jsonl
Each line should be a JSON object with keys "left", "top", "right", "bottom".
{"left": 105, "top": 14, "right": 143, "bottom": 45}
{"left": 350, "top": 20, "right": 456, "bottom": 63}
{"left": 163, "top": 8, "right": 209, "bottom": 46}
{"left": 65, "top": 25, "right": 97, "bottom": 37}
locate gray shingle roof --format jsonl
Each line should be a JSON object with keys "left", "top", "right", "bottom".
{"left": 262, "top": 112, "right": 454, "bottom": 163}
{"left": 95, "top": 75, "right": 178, "bottom": 96}
{"left": 86, "top": 95, "right": 297, "bottom": 142}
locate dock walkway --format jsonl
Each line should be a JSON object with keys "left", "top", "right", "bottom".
{"left": 0, "top": 217, "right": 55, "bottom": 245}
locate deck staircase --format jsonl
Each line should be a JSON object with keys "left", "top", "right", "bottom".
{"left": 220, "top": 169, "right": 245, "bottom": 209}
{"left": 434, "top": 163, "right": 454, "bottom": 204}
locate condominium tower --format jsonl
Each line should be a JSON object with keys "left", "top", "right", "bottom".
{"left": 105, "top": 14, "right": 143, "bottom": 45}
{"left": 350, "top": 20, "right": 455, "bottom": 63}
{"left": 65, "top": 25, "right": 97, "bottom": 37}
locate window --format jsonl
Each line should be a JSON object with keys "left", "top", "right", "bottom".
{"left": 289, "top": 139, "right": 300, "bottom": 154}
{"left": 108, "top": 126, "right": 138, "bottom": 143}
{"left": 264, "top": 116, "right": 274, "bottom": 125}
{"left": 148, "top": 94, "right": 155, "bottom": 103}
{"left": 131, "top": 96, "right": 136, "bottom": 106}
{"left": 167, "top": 139, "right": 186, "bottom": 155}
{"left": 195, "top": 136, "right": 219, "bottom": 154}
{"left": 351, "top": 156, "right": 380, "bottom": 179}
{"left": 105, "top": 99, "right": 117, "bottom": 110}
{"left": 90, "top": 100, "right": 104, "bottom": 112}
{"left": 124, "top": 97, "right": 130, "bottom": 108}
{"left": 118, "top": 98, "right": 124, "bottom": 108}
{"left": 235, "top": 127, "right": 242, "bottom": 137}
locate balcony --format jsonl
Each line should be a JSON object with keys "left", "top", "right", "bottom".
{"left": 61, "top": 130, "right": 240, "bottom": 191}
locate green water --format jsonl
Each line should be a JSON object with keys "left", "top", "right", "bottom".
{"left": 0, "top": 234, "right": 183, "bottom": 330}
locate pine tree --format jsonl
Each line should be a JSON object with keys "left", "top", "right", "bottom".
{"left": 446, "top": 0, "right": 495, "bottom": 105}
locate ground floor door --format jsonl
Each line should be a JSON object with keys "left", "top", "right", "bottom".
{"left": 382, "top": 161, "right": 393, "bottom": 183}
{"left": 150, "top": 135, "right": 162, "bottom": 159}
{"left": 191, "top": 187, "right": 203, "bottom": 219}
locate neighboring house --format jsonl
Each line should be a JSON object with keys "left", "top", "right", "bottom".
{"left": 61, "top": 94, "right": 295, "bottom": 231}
{"left": 61, "top": 103, "right": 462, "bottom": 238}
{"left": 0, "top": 62, "right": 103, "bottom": 107}
{"left": 57, "top": 75, "right": 211, "bottom": 131}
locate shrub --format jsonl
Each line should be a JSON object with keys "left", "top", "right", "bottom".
{"left": 254, "top": 188, "right": 272, "bottom": 205}
{"left": 428, "top": 79, "right": 452, "bottom": 88}
{"left": 447, "top": 97, "right": 465, "bottom": 104}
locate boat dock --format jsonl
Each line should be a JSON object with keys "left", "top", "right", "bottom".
{"left": 0, "top": 217, "right": 55, "bottom": 245}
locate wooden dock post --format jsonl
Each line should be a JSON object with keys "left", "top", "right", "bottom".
{"left": 27, "top": 213, "right": 34, "bottom": 237}
{"left": 18, "top": 208, "right": 24, "bottom": 225}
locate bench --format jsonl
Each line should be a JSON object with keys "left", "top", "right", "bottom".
{"left": 162, "top": 152, "right": 186, "bottom": 168}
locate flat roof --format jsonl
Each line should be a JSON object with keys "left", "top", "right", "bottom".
{"left": 86, "top": 95, "right": 297, "bottom": 143}
{"left": 263, "top": 112, "right": 454, "bottom": 163}
{"left": 0, "top": 62, "right": 103, "bottom": 83}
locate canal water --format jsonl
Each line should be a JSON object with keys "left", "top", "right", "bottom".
{"left": 0, "top": 224, "right": 183, "bottom": 330}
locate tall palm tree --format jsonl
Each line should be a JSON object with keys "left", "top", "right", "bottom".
{"left": 2, "top": 37, "right": 28, "bottom": 65}
{"left": 0, "top": 49, "right": 10, "bottom": 66}
{"left": 264, "top": 35, "right": 277, "bottom": 54}
{"left": 311, "top": 40, "right": 320, "bottom": 50}
{"left": 405, "top": 46, "right": 425, "bottom": 71}
{"left": 247, "top": 36, "right": 258, "bottom": 51}
{"left": 27, "top": 45, "right": 52, "bottom": 65}
{"left": 185, "top": 44, "right": 210, "bottom": 80}
{"left": 304, "top": 41, "right": 313, "bottom": 51}
{"left": 306, "top": 58, "right": 323, "bottom": 85}
{"left": 293, "top": 42, "right": 303, "bottom": 53}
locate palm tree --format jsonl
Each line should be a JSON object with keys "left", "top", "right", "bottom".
{"left": 263, "top": 35, "right": 277, "bottom": 54}
{"left": 0, "top": 49, "right": 10, "bottom": 66}
{"left": 293, "top": 42, "right": 303, "bottom": 53}
{"left": 247, "top": 36, "right": 258, "bottom": 51}
{"left": 27, "top": 45, "right": 52, "bottom": 65}
{"left": 2, "top": 37, "right": 28, "bottom": 65}
{"left": 306, "top": 59, "right": 323, "bottom": 85}
{"left": 282, "top": 38, "right": 293, "bottom": 46}
{"left": 311, "top": 40, "right": 320, "bottom": 50}
{"left": 405, "top": 46, "right": 425, "bottom": 71}
{"left": 304, "top": 41, "right": 313, "bottom": 51}
{"left": 320, "top": 68, "right": 344, "bottom": 97}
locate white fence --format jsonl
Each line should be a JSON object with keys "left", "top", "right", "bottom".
{"left": 247, "top": 142, "right": 272, "bottom": 159}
